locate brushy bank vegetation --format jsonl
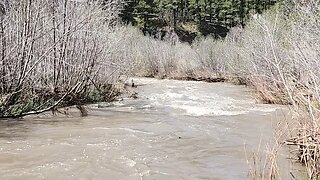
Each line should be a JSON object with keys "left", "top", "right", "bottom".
{"left": 0, "top": 0, "right": 130, "bottom": 118}
{"left": 124, "top": 0, "right": 320, "bottom": 178}
{"left": 123, "top": 26, "right": 232, "bottom": 81}
{"left": 0, "top": 0, "right": 319, "bottom": 178}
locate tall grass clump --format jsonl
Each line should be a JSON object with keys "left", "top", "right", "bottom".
{"left": 0, "top": 0, "right": 127, "bottom": 118}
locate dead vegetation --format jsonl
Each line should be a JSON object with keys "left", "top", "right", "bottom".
{"left": 0, "top": 0, "right": 129, "bottom": 118}
{"left": 233, "top": 1, "right": 320, "bottom": 178}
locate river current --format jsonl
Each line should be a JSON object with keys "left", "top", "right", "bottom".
{"left": 0, "top": 78, "right": 301, "bottom": 179}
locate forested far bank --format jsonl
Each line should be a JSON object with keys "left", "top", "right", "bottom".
{"left": 120, "top": 0, "right": 280, "bottom": 42}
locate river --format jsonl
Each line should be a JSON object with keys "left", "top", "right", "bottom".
{"left": 0, "top": 78, "right": 302, "bottom": 179}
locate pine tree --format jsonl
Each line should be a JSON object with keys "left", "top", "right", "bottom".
{"left": 118, "top": 0, "right": 281, "bottom": 38}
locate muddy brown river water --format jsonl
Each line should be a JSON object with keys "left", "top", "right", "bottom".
{"left": 0, "top": 78, "right": 303, "bottom": 179}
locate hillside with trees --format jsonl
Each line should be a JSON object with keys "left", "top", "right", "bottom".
{"left": 120, "top": 0, "right": 280, "bottom": 41}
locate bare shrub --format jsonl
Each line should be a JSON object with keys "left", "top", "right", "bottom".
{"left": 126, "top": 27, "right": 231, "bottom": 81}
{"left": 192, "top": 36, "right": 230, "bottom": 78}
{"left": 281, "top": 0, "right": 320, "bottom": 178}
{"left": 0, "top": 0, "right": 125, "bottom": 117}
{"left": 234, "top": 1, "right": 320, "bottom": 178}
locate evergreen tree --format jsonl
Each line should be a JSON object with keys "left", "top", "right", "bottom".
{"left": 119, "top": 0, "right": 281, "bottom": 38}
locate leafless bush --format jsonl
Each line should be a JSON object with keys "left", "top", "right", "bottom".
{"left": 125, "top": 27, "right": 230, "bottom": 80}
{"left": 234, "top": 1, "right": 320, "bottom": 178}
{"left": 192, "top": 36, "right": 231, "bottom": 77}
{"left": 0, "top": 0, "right": 126, "bottom": 117}
{"left": 281, "top": 0, "right": 320, "bottom": 178}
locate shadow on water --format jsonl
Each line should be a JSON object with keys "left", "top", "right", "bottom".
{"left": 0, "top": 115, "right": 85, "bottom": 140}
{"left": 0, "top": 119, "right": 30, "bottom": 139}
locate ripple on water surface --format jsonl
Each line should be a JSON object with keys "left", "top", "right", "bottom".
{"left": 0, "top": 77, "right": 301, "bottom": 179}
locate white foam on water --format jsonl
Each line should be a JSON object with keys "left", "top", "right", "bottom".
{"left": 120, "top": 78, "right": 281, "bottom": 117}
{"left": 120, "top": 156, "right": 137, "bottom": 167}
{"left": 144, "top": 87, "right": 251, "bottom": 116}
{"left": 165, "top": 92, "right": 185, "bottom": 99}
{"left": 170, "top": 104, "right": 249, "bottom": 116}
